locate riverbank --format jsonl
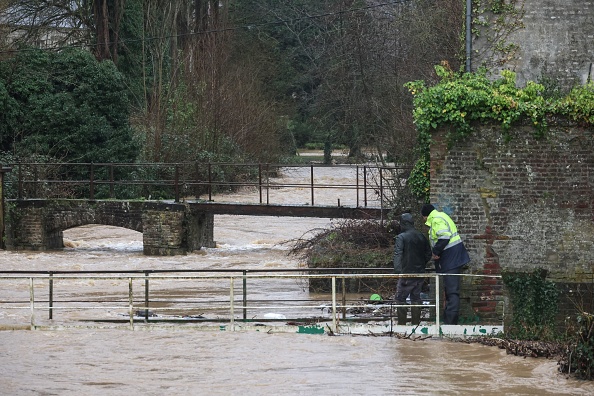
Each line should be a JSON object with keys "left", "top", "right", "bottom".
{"left": 456, "top": 336, "right": 565, "bottom": 359}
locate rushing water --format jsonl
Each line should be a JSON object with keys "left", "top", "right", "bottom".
{"left": 1, "top": 165, "right": 593, "bottom": 395}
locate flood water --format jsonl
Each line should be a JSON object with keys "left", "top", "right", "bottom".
{"left": 1, "top": 165, "right": 593, "bottom": 395}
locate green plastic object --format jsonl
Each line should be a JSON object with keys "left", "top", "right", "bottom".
{"left": 369, "top": 293, "right": 382, "bottom": 301}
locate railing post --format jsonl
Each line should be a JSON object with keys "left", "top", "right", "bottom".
{"left": 379, "top": 167, "right": 384, "bottom": 223}
{"left": 331, "top": 276, "right": 337, "bottom": 333}
{"left": 435, "top": 274, "right": 441, "bottom": 334}
{"left": 0, "top": 165, "right": 12, "bottom": 249}
{"left": 243, "top": 270, "right": 247, "bottom": 320}
{"left": 144, "top": 271, "right": 150, "bottom": 322}
{"left": 109, "top": 163, "right": 114, "bottom": 198}
{"left": 49, "top": 272, "right": 53, "bottom": 320}
{"left": 18, "top": 162, "right": 23, "bottom": 200}
{"left": 390, "top": 300, "right": 394, "bottom": 335}
{"left": 29, "top": 277, "right": 35, "bottom": 330}
{"left": 174, "top": 164, "right": 180, "bottom": 203}
{"left": 341, "top": 275, "right": 346, "bottom": 319}
{"left": 194, "top": 161, "right": 200, "bottom": 199}
{"left": 258, "top": 164, "right": 263, "bottom": 204}
{"left": 89, "top": 163, "right": 95, "bottom": 200}
{"left": 266, "top": 163, "right": 270, "bottom": 205}
{"left": 356, "top": 165, "right": 360, "bottom": 207}
{"left": 363, "top": 166, "right": 368, "bottom": 207}
{"left": 310, "top": 165, "right": 314, "bottom": 206}
{"left": 379, "top": 167, "right": 383, "bottom": 207}
{"left": 33, "top": 164, "right": 38, "bottom": 198}
{"left": 208, "top": 163, "right": 212, "bottom": 201}
{"left": 128, "top": 277, "right": 134, "bottom": 330}
{"left": 230, "top": 277, "right": 235, "bottom": 331}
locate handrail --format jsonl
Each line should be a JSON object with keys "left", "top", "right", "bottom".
{"left": 2, "top": 162, "right": 411, "bottom": 207}
{"left": 0, "top": 267, "right": 396, "bottom": 274}
{"left": 0, "top": 270, "right": 503, "bottom": 334}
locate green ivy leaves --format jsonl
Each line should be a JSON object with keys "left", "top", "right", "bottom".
{"left": 405, "top": 66, "right": 594, "bottom": 201}
{"left": 502, "top": 269, "right": 559, "bottom": 340}
{"left": 407, "top": 154, "right": 430, "bottom": 201}
{"left": 557, "top": 82, "right": 594, "bottom": 124}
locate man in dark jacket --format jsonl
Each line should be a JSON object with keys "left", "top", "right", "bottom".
{"left": 393, "top": 213, "right": 432, "bottom": 325}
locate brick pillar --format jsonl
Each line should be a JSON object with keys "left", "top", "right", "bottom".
{"left": 142, "top": 203, "right": 187, "bottom": 256}
{"left": 5, "top": 200, "right": 62, "bottom": 251}
{"left": 186, "top": 209, "right": 215, "bottom": 251}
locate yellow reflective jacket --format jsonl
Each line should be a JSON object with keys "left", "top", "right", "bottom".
{"left": 424, "top": 209, "right": 463, "bottom": 252}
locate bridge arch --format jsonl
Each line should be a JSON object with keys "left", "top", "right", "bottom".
{"left": 45, "top": 200, "right": 144, "bottom": 234}
{"left": 5, "top": 199, "right": 214, "bottom": 256}
{"left": 62, "top": 224, "right": 142, "bottom": 249}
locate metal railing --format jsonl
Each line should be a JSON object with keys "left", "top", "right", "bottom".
{"left": 0, "top": 269, "right": 503, "bottom": 334}
{"left": 3, "top": 162, "right": 411, "bottom": 207}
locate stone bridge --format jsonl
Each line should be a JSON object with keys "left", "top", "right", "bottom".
{"left": 5, "top": 200, "right": 215, "bottom": 256}
{"left": 4, "top": 199, "right": 388, "bottom": 256}
{"left": 0, "top": 162, "right": 394, "bottom": 255}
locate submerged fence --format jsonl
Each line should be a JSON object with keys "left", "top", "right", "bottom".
{"left": 0, "top": 269, "right": 504, "bottom": 335}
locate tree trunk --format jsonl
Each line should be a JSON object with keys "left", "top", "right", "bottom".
{"left": 92, "top": 0, "right": 123, "bottom": 62}
{"left": 93, "top": 0, "right": 111, "bottom": 60}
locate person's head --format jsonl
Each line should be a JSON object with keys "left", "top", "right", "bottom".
{"left": 400, "top": 212, "right": 414, "bottom": 230}
{"left": 420, "top": 204, "right": 435, "bottom": 220}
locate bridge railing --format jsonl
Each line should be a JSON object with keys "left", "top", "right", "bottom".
{"left": 0, "top": 268, "right": 504, "bottom": 335}
{"left": 2, "top": 162, "right": 411, "bottom": 208}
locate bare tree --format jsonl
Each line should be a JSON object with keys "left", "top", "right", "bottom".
{"left": 0, "top": 0, "right": 92, "bottom": 53}
{"left": 299, "top": 0, "right": 463, "bottom": 163}
{"left": 131, "top": 0, "right": 283, "bottom": 162}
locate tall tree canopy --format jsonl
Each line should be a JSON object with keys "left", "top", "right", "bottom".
{"left": 1, "top": 0, "right": 467, "bottom": 165}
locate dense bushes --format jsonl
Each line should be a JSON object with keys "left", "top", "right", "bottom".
{"left": 290, "top": 219, "right": 397, "bottom": 269}
{"left": 0, "top": 48, "right": 138, "bottom": 163}
{"left": 560, "top": 313, "right": 594, "bottom": 380}
{"left": 289, "top": 219, "right": 398, "bottom": 294}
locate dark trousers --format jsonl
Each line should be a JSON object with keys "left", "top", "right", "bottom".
{"left": 441, "top": 267, "right": 462, "bottom": 325}
{"left": 396, "top": 277, "right": 424, "bottom": 325}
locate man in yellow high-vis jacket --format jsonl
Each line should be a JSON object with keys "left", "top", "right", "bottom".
{"left": 421, "top": 204, "right": 470, "bottom": 325}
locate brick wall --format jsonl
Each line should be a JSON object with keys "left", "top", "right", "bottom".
{"left": 430, "top": 124, "right": 594, "bottom": 323}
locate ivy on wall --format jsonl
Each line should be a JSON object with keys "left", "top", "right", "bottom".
{"left": 471, "top": 0, "right": 526, "bottom": 69}
{"left": 404, "top": 65, "right": 594, "bottom": 200}
{"left": 502, "top": 269, "right": 559, "bottom": 340}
